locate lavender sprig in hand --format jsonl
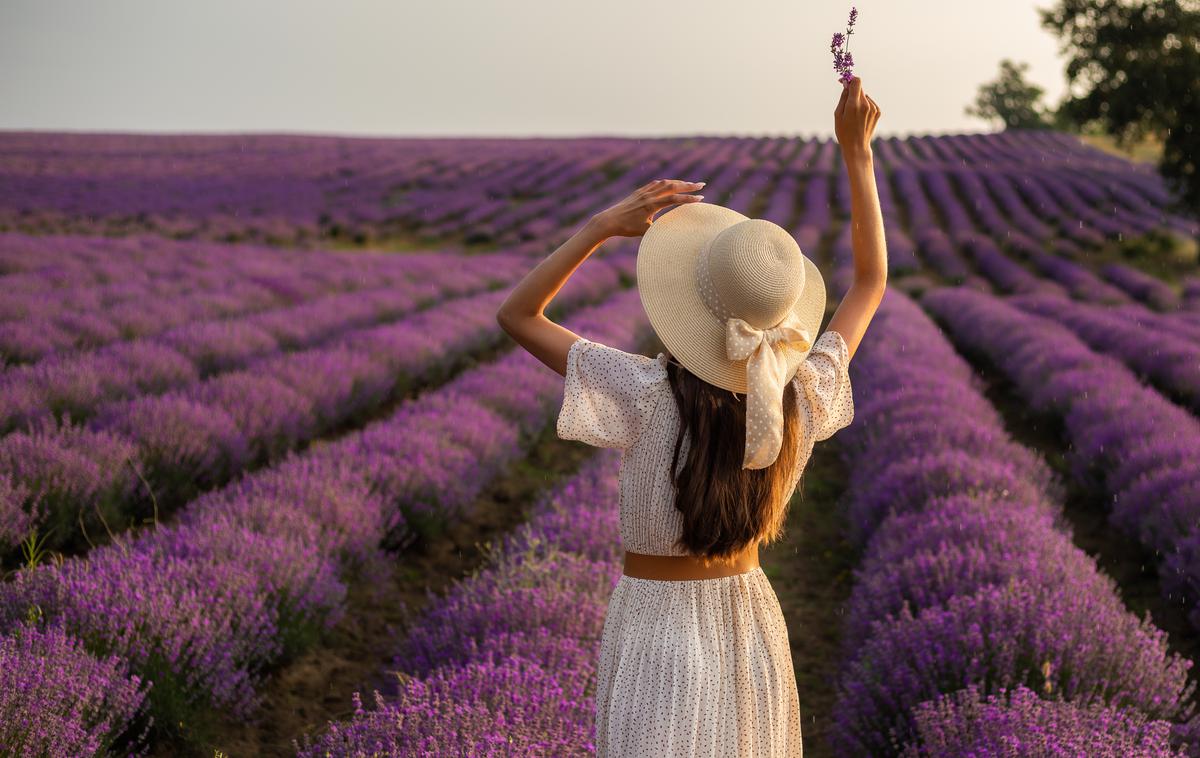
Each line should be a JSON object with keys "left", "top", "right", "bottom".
{"left": 831, "top": 6, "right": 858, "bottom": 85}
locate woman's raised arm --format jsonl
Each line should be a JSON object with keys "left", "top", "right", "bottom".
{"left": 826, "top": 76, "right": 887, "bottom": 363}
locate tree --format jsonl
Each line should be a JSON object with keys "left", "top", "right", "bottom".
{"left": 966, "top": 59, "right": 1056, "bottom": 130}
{"left": 1039, "top": 0, "right": 1200, "bottom": 243}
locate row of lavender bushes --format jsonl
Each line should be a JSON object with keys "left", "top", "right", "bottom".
{"left": 295, "top": 448, "right": 625, "bottom": 756}
{"left": 944, "top": 168, "right": 1189, "bottom": 313}
{"left": 0, "top": 253, "right": 625, "bottom": 561}
{"left": 921, "top": 285, "right": 1200, "bottom": 635}
{"left": 0, "top": 278, "right": 649, "bottom": 755}
{"left": 0, "top": 134, "right": 667, "bottom": 248}
{"left": 6, "top": 135, "right": 1190, "bottom": 331}
{"left": 0, "top": 246, "right": 531, "bottom": 431}
{"left": 0, "top": 232, "right": 507, "bottom": 364}
{"left": 1007, "top": 291, "right": 1200, "bottom": 412}
{"left": 12, "top": 131, "right": 1192, "bottom": 297}
{"left": 868, "top": 133, "right": 1194, "bottom": 313}
{"left": 11, "top": 130, "right": 1198, "bottom": 318}
{"left": 1007, "top": 222, "right": 1190, "bottom": 314}
{"left": 921, "top": 193, "right": 1194, "bottom": 326}
{"left": 828, "top": 290, "right": 1197, "bottom": 756}
{"left": 5, "top": 132, "right": 1194, "bottom": 252}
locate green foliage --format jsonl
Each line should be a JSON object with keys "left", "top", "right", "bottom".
{"left": 966, "top": 59, "right": 1055, "bottom": 130}
{"left": 19, "top": 528, "right": 53, "bottom": 570}
{"left": 275, "top": 602, "right": 326, "bottom": 664}
{"left": 1039, "top": 0, "right": 1200, "bottom": 229}
{"left": 600, "top": 161, "right": 627, "bottom": 182}
{"left": 1105, "top": 227, "right": 1199, "bottom": 280}
{"left": 1116, "top": 227, "right": 1189, "bottom": 262}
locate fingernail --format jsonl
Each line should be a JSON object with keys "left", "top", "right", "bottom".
{"left": 695, "top": 195, "right": 704, "bottom": 200}
{"left": 695, "top": 181, "right": 706, "bottom": 186}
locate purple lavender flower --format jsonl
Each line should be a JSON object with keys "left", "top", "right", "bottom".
{"left": 831, "top": 6, "right": 858, "bottom": 84}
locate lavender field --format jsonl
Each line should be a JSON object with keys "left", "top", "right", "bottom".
{"left": 2, "top": 129, "right": 1199, "bottom": 757}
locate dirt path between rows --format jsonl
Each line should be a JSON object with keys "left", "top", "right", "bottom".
{"left": 166, "top": 426, "right": 598, "bottom": 757}
{"left": 760, "top": 439, "right": 858, "bottom": 758}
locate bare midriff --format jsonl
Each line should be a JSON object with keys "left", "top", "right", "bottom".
{"left": 623, "top": 543, "right": 761, "bottom": 581}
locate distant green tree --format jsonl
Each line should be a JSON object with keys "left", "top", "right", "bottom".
{"left": 1039, "top": 0, "right": 1200, "bottom": 241}
{"left": 966, "top": 59, "right": 1055, "bottom": 129}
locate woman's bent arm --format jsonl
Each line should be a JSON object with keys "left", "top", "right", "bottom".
{"left": 496, "top": 179, "right": 705, "bottom": 377}
{"left": 495, "top": 217, "right": 610, "bottom": 377}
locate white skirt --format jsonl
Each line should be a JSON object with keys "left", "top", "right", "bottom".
{"left": 593, "top": 566, "right": 803, "bottom": 757}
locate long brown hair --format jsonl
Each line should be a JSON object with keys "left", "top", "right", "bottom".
{"left": 663, "top": 352, "right": 805, "bottom": 566}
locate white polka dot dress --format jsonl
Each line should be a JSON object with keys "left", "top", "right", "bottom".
{"left": 557, "top": 330, "right": 855, "bottom": 758}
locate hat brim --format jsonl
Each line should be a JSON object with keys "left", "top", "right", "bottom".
{"left": 636, "top": 202, "right": 826, "bottom": 394}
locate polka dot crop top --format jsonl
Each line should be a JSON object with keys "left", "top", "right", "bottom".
{"left": 556, "top": 329, "right": 854, "bottom": 556}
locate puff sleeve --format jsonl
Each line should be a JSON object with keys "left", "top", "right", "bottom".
{"left": 557, "top": 337, "right": 669, "bottom": 450}
{"left": 794, "top": 329, "right": 854, "bottom": 442}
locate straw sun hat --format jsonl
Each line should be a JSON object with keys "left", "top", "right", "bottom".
{"left": 636, "top": 201, "right": 826, "bottom": 470}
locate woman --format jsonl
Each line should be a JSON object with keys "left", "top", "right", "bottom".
{"left": 496, "top": 76, "right": 886, "bottom": 756}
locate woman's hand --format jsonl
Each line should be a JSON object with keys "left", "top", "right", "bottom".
{"left": 591, "top": 179, "right": 706, "bottom": 238}
{"left": 835, "top": 76, "right": 881, "bottom": 159}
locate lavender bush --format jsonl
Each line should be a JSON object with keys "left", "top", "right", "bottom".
{"left": 899, "top": 683, "right": 1189, "bottom": 758}
{"left": 0, "top": 622, "right": 151, "bottom": 756}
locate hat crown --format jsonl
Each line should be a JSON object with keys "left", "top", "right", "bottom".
{"left": 700, "top": 219, "right": 806, "bottom": 329}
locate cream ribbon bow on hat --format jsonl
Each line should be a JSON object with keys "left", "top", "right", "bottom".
{"left": 726, "top": 312, "right": 813, "bottom": 470}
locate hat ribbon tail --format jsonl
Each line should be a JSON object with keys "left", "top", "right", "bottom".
{"left": 725, "top": 314, "right": 813, "bottom": 470}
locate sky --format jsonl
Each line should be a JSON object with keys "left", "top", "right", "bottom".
{"left": 1, "top": 0, "right": 1071, "bottom": 140}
